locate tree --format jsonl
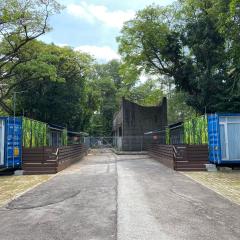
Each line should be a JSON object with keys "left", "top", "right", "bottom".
{"left": 179, "top": 0, "right": 228, "bottom": 112}
{"left": 97, "top": 60, "right": 124, "bottom": 89}
{"left": 121, "top": 79, "right": 164, "bottom": 106}
{"left": 86, "top": 61, "right": 123, "bottom": 136}
{"left": 0, "top": 0, "right": 62, "bottom": 113}
{"left": 118, "top": 5, "right": 182, "bottom": 79}
{"left": 118, "top": 1, "right": 240, "bottom": 114}
{"left": 15, "top": 41, "right": 94, "bottom": 131}
{"left": 167, "top": 90, "right": 196, "bottom": 124}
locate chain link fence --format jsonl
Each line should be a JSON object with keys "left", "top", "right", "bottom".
{"left": 84, "top": 137, "right": 113, "bottom": 149}
{"left": 84, "top": 135, "right": 166, "bottom": 152}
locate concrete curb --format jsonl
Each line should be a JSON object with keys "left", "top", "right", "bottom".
{"left": 111, "top": 148, "right": 148, "bottom": 155}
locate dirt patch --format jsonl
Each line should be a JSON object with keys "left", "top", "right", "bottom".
{"left": 183, "top": 171, "right": 240, "bottom": 205}
{"left": 0, "top": 175, "right": 52, "bottom": 207}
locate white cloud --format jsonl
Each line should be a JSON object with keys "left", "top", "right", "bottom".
{"left": 67, "top": 2, "right": 135, "bottom": 29}
{"left": 75, "top": 45, "right": 120, "bottom": 62}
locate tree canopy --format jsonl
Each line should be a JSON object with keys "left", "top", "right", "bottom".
{"left": 14, "top": 41, "right": 94, "bottom": 131}
{"left": 0, "top": 0, "right": 62, "bottom": 113}
{"left": 1, "top": 0, "right": 240, "bottom": 135}
{"left": 118, "top": 0, "right": 240, "bottom": 114}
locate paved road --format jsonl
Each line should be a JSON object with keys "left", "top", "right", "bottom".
{"left": 0, "top": 149, "right": 239, "bottom": 240}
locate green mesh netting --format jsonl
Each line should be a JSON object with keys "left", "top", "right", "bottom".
{"left": 183, "top": 115, "right": 208, "bottom": 144}
{"left": 22, "top": 117, "right": 47, "bottom": 147}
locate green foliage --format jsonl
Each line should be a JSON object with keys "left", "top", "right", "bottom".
{"left": 87, "top": 113, "right": 106, "bottom": 136}
{"left": 118, "top": 5, "right": 180, "bottom": 77}
{"left": 15, "top": 41, "right": 94, "bottom": 132}
{"left": 121, "top": 79, "right": 164, "bottom": 106}
{"left": 86, "top": 61, "right": 167, "bottom": 136}
{"left": 6, "top": 0, "right": 240, "bottom": 138}
{"left": 86, "top": 61, "right": 195, "bottom": 136}
{"left": 118, "top": 1, "right": 240, "bottom": 114}
{"left": 86, "top": 61, "right": 121, "bottom": 136}
{"left": 168, "top": 91, "right": 196, "bottom": 124}
{"left": 183, "top": 115, "right": 208, "bottom": 144}
{"left": 0, "top": 0, "right": 63, "bottom": 113}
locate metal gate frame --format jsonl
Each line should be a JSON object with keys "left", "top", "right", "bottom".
{"left": 87, "top": 137, "right": 114, "bottom": 149}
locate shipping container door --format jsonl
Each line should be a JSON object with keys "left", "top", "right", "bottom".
{"left": 219, "top": 116, "right": 240, "bottom": 161}
{"left": 208, "top": 114, "right": 221, "bottom": 164}
{"left": 0, "top": 120, "right": 4, "bottom": 166}
{"left": 5, "top": 117, "right": 22, "bottom": 168}
{"left": 221, "top": 116, "right": 240, "bottom": 161}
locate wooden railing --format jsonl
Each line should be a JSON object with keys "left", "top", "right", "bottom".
{"left": 148, "top": 144, "right": 209, "bottom": 171}
{"left": 22, "top": 144, "right": 88, "bottom": 175}
{"left": 147, "top": 144, "right": 175, "bottom": 169}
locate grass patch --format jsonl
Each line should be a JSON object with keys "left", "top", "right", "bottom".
{"left": 0, "top": 175, "right": 52, "bottom": 207}
{"left": 183, "top": 171, "right": 240, "bottom": 205}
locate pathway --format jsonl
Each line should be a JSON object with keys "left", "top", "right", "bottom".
{"left": 0, "top": 149, "right": 239, "bottom": 240}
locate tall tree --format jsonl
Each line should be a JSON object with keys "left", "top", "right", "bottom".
{"left": 0, "top": 0, "right": 62, "bottom": 113}
{"left": 15, "top": 41, "right": 94, "bottom": 131}
{"left": 120, "top": 79, "right": 164, "bottom": 106}
{"left": 118, "top": 1, "right": 240, "bottom": 114}
{"left": 86, "top": 61, "right": 122, "bottom": 136}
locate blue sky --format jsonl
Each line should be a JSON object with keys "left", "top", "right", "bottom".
{"left": 41, "top": 0, "right": 175, "bottom": 62}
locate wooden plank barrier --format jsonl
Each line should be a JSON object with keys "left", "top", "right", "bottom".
{"left": 147, "top": 144, "right": 175, "bottom": 169}
{"left": 148, "top": 144, "right": 209, "bottom": 171}
{"left": 22, "top": 144, "right": 88, "bottom": 175}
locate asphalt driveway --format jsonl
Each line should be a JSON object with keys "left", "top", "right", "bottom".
{"left": 0, "top": 149, "right": 239, "bottom": 240}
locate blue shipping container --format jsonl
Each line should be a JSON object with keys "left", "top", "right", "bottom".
{"left": 208, "top": 113, "right": 240, "bottom": 165}
{"left": 0, "top": 117, "right": 22, "bottom": 169}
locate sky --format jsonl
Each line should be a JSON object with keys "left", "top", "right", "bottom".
{"left": 41, "top": 0, "right": 175, "bottom": 62}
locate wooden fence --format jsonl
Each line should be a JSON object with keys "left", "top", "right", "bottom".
{"left": 22, "top": 144, "right": 88, "bottom": 175}
{"left": 148, "top": 144, "right": 209, "bottom": 171}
